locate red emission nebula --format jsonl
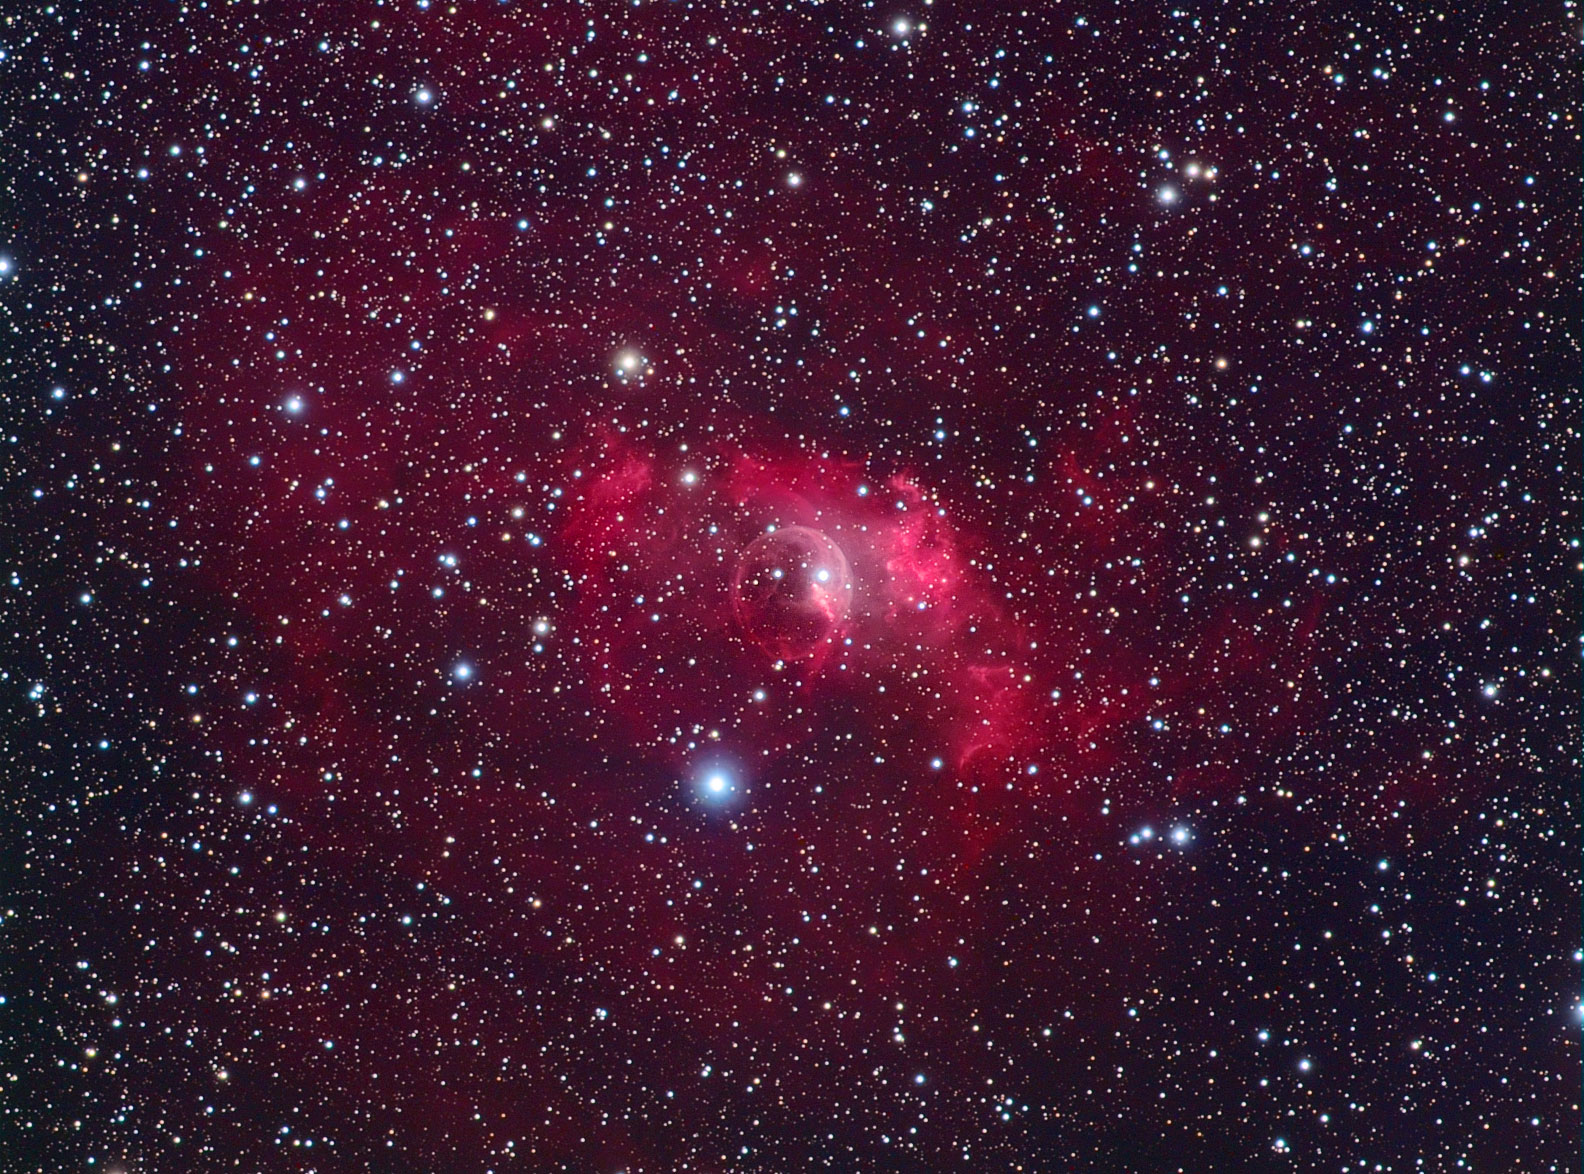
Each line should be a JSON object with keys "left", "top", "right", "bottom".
{"left": 562, "top": 435, "right": 1052, "bottom": 778}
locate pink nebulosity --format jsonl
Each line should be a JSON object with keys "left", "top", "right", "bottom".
{"left": 551, "top": 430, "right": 1064, "bottom": 785}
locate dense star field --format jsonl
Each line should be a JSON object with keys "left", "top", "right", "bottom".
{"left": 1, "top": 1, "right": 1578, "bottom": 1170}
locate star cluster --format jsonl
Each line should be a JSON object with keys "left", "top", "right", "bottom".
{"left": 1, "top": 2, "right": 1578, "bottom": 1171}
